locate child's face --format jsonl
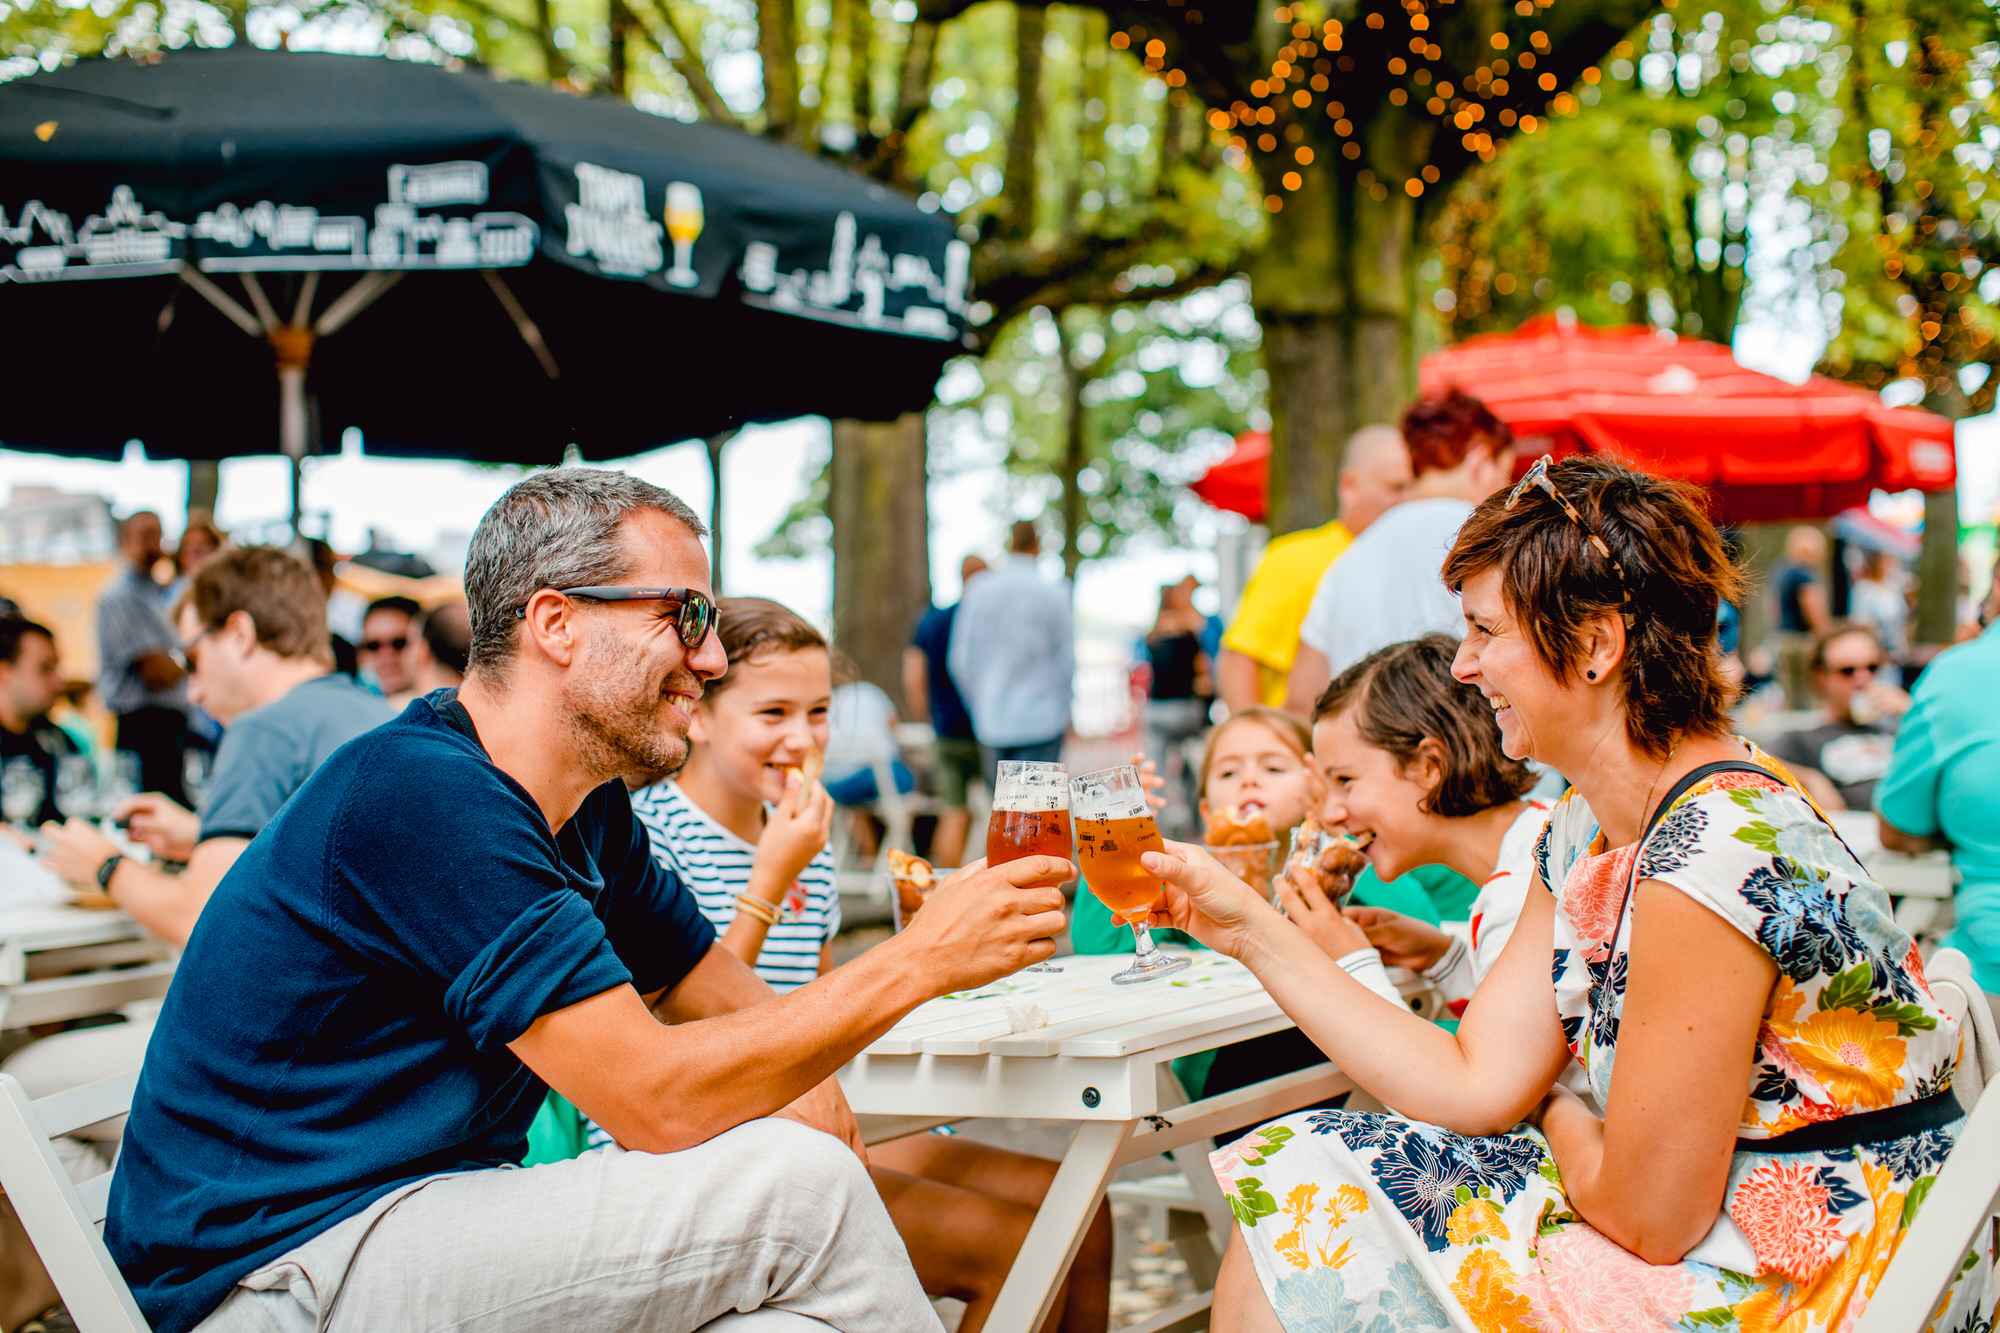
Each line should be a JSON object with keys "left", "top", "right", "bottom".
{"left": 688, "top": 647, "right": 831, "bottom": 804}
{"left": 1309, "top": 709, "right": 1440, "bottom": 882}
{"left": 1200, "top": 719, "right": 1316, "bottom": 834}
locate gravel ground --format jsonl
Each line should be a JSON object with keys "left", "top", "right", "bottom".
{"left": 833, "top": 926, "right": 1207, "bottom": 1329}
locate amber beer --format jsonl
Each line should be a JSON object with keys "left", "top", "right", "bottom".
{"left": 987, "top": 806, "right": 1073, "bottom": 865}
{"left": 1073, "top": 814, "right": 1166, "bottom": 923}
{"left": 1069, "top": 764, "right": 1189, "bottom": 983}
{"left": 987, "top": 761, "right": 1070, "bottom": 973}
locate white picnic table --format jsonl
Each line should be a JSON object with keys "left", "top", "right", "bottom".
{"left": 841, "top": 950, "right": 1422, "bottom": 1333}
{"left": 0, "top": 906, "right": 175, "bottom": 1030}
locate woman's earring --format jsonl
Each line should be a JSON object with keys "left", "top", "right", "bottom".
{"left": 1586, "top": 669, "right": 1598, "bottom": 681}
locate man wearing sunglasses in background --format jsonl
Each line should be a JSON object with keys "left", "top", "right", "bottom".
{"left": 108, "top": 469, "right": 1071, "bottom": 1333}
{"left": 1768, "top": 619, "right": 1910, "bottom": 812}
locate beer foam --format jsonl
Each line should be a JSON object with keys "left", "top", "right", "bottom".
{"left": 993, "top": 790, "right": 1066, "bottom": 813}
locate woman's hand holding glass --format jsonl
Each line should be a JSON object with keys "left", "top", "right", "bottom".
{"left": 1136, "top": 840, "right": 1283, "bottom": 961}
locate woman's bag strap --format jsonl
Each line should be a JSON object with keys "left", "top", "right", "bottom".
{"left": 1641, "top": 760, "right": 1777, "bottom": 843}
{"left": 1737, "top": 1087, "right": 1962, "bottom": 1155}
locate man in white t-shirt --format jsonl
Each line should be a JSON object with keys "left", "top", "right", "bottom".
{"left": 1284, "top": 390, "right": 1516, "bottom": 713}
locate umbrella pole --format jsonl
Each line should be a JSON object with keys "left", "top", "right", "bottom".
{"left": 269, "top": 325, "right": 316, "bottom": 540}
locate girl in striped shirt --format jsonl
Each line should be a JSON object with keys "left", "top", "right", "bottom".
{"left": 631, "top": 597, "right": 1111, "bottom": 1333}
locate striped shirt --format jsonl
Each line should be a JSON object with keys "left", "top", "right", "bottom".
{"left": 628, "top": 780, "right": 839, "bottom": 994}
{"left": 95, "top": 566, "right": 188, "bottom": 715}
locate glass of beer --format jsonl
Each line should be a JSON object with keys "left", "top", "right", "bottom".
{"left": 987, "top": 761, "right": 1071, "bottom": 973}
{"left": 1069, "top": 765, "right": 1190, "bottom": 985}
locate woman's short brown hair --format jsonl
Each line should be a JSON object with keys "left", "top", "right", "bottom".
{"left": 1440, "top": 455, "right": 1743, "bottom": 759}
{"left": 707, "top": 597, "right": 828, "bottom": 697}
{"left": 183, "top": 546, "right": 332, "bottom": 667}
{"left": 1401, "top": 387, "right": 1513, "bottom": 477}
{"left": 1312, "top": 634, "right": 1536, "bottom": 817}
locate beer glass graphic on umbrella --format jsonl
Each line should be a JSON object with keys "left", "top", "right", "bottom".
{"left": 664, "top": 181, "right": 703, "bottom": 288}
{"left": 1071, "top": 765, "right": 1190, "bottom": 984}
{"left": 987, "top": 761, "right": 1070, "bottom": 973}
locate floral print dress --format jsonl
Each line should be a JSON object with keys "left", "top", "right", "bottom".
{"left": 1212, "top": 746, "right": 1994, "bottom": 1332}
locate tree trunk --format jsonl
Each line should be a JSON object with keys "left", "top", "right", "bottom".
{"left": 1915, "top": 388, "right": 1969, "bottom": 647}
{"left": 532, "top": 0, "right": 564, "bottom": 83}
{"left": 757, "top": 0, "right": 800, "bottom": 142}
{"left": 999, "top": 4, "right": 1045, "bottom": 240}
{"left": 186, "top": 461, "right": 220, "bottom": 519}
{"left": 607, "top": 0, "right": 634, "bottom": 98}
{"left": 1054, "top": 311, "right": 1096, "bottom": 582}
{"left": 830, "top": 414, "right": 931, "bottom": 711}
{"left": 704, "top": 431, "right": 733, "bottom": 595}
{"left": 1253, "top": 158, "right": 1423, "bottom": 536}
{"left": 1915, "top": 487, "right": 1961, "bottom": 646}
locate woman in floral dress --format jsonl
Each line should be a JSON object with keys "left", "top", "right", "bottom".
{"left": 1140, "top": 455, "right": 1991, "bottom": 1332}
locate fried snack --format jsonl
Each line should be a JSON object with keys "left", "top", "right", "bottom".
{"left": 1283, "top": 817, "right": 1372, "bottom": 909}
{"left": 782, "top": 745, "right": 826, "bottom": 788}
{"left": 1203, "top": 803, "right": 1274, "bottom": 847}
{"left": 886, "top": 849, "right": 936, "bottom": 931}
{"left": 885, "top": 848, "right": 934, "bottom": 887}
{"left": 1205, "top": 840, "right": 1279, "bottom": 900}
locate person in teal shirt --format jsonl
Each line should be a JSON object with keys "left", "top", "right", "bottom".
{"left": 1876, "top": 580, "right": 2000, "bottom": 995}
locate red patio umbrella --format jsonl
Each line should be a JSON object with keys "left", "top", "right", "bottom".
{"left": 1190, "top": 430, "right": 1270, "bottom": 521}
{"left": 1421, "top": 317, "right": 1955, "bottom": 523}
{"left": 1192, "top": 317, "right": 1958, "bottom": 525}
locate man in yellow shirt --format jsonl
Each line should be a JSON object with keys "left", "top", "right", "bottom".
{"left": 1217, "top": 424, "right": 1411, "bottom": 712}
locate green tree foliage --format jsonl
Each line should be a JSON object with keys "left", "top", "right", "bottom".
{"left": 935, "top": 279, "right": 1265, "bottom": 575}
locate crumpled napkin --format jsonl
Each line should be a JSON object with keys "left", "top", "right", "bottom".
{"left": 1003, "top": 999, "right": 1049, "bottom": 1032}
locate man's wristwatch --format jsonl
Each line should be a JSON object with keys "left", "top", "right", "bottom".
{"left": 95, "top": 853, "right": 124, "bottom": 894}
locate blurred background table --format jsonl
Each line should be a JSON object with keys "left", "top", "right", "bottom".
{"left": 0, "top": 905, "right": 174, "bottom": 1031}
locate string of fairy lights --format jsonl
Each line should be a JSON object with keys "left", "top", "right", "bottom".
{"left": 1102, "top": 0, "right": 1612, "bottom": 211}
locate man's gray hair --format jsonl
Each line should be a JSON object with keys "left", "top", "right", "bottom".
{"left": 464, "top": 469, "right": 706, "bottom": 677}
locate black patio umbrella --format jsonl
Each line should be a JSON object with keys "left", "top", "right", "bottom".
{"left": 0, "top": 49, "right": 970, "bottom": 468}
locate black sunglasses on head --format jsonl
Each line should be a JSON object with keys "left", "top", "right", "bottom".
{"left": 515, "top": 586, "right": 717, "bottom": 651}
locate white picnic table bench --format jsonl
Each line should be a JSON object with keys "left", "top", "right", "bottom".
{"left": 843, "top": 950, "right": 1433, "bottom": 1333}
{"left": 0, "top": 907, "right": 175, "bottom": 1032}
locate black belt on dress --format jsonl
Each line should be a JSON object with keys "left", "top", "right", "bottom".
{"left": 1736, "top": 1088, "right": 1963, "bottom": 1155}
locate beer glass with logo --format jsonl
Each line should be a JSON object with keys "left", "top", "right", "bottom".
{"left": 1069, "top": 764, "right": 1190, "bottom": 984}
{"left": 987, "top": 761, "right": 1070, "bottom": 973}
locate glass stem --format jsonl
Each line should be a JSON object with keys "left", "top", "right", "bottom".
{"left": 1129, "top": 919, "right": 1162, "bottom": 959}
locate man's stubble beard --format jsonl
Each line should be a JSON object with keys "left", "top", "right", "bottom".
{"left": 565, "top": 631, "right": 702, "bottom": 786}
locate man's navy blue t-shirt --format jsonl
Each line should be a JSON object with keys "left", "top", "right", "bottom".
{"left": 106, "top": 692, "right": 717, "bottom": 1333}
{"left": 911, "top": 603, "right": 975, "bottom": 741}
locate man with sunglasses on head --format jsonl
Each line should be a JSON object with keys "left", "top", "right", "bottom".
{"left": 1768, "top": 618, "right": 1910, "bottom": 812}
{"left": 107, "top": 470, "right": 1070, "bottom": 1333}
{"left": 39, "top": 545, "right": 392, "bottom": 946}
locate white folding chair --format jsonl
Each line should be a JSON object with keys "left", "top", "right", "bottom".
{"left": 1856, "top": 947, "right": 2000, "bottom": 1332}
{"left": 0, "top": 1068, "right": 148, "bottom": 1332}
{"left": 0, "top": 1066, "right": 877, "bottom": 1332}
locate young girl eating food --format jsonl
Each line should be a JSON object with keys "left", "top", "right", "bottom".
{"left": 630, "top": 597, "right": 1110, "bottom": 1333}
{"left": 1281, "top": 634, "right": 1552, "bottom": 1019}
